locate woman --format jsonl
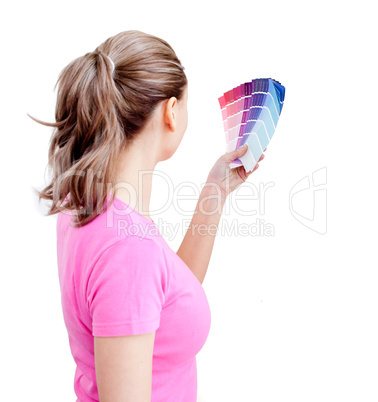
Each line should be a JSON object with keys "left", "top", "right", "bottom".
{"left": 34, "top": 30, "right": 264, "bottom": 401}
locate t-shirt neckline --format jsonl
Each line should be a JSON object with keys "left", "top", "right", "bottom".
{"left": 111, "top": 194, "right": 156, "bottom": 225}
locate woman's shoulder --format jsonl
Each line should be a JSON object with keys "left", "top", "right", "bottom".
{"left": 56, "top": 199, "right": 169, "bottom": 281}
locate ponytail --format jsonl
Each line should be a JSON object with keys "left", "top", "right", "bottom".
{"left": 31, "top": 30, "right": 188, "bottom": 227}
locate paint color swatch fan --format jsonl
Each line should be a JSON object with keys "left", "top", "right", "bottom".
{"left": 218, "top": 78, "right": 285, "bottom": 172}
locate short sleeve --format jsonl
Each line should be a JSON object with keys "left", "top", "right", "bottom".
{"left": 86, "top": 236, "right": 168, "bottom": 337}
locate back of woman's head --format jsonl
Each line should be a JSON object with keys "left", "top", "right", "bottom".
{"left": 33, "top": 30, "right": 188, "bottom": 227}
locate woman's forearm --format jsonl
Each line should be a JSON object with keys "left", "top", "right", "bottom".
{"left": 176, "top": 181, "right": 226, "bottom": 284}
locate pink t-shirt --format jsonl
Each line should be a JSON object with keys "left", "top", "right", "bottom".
{"left": 56, "top": 195, "right": 211, "bottom": 401}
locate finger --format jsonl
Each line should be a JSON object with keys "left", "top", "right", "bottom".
{"left": 258, "top": 153, "right": 265, "bottom": 162}
{"left": 224, "top": 143, "right": 248, "bottom": 163}
{"left": 236, "top": 166, "right": 248, "bottom": 181}
{"left": 253, "top": 163, "right": 260, "bottom": 172}
{"left": 245, "top": 163, "right": 260, "bottom": 176}
{"left": 264, "top": 148, "right": 267, "bottom": 152}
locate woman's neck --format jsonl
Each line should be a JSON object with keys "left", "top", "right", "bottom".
{"left": 114, "top": 140, "right": 157, "bottom": 223}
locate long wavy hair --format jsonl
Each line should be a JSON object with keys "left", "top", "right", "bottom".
{"left": 31, "top": 30, "right": 188, "bottom": 227}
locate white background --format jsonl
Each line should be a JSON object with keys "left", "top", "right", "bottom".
{"left": 1, "top": 0, "right": 377, "bottom": 401}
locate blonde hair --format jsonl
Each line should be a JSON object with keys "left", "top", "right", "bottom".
{"left": 31, "top": 30, "right": 188, "bottom": 227}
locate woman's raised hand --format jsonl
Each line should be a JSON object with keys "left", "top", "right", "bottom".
{"left": 206, "top": 144, "right": 266, "bottom": 199}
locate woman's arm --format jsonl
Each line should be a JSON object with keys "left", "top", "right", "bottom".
{"left": 177, "top": 181, "right": 226, "bottom": 285}
{"left": 94, "top": 331, "right": 156, "bottom": 402}
{"left": 177, "top": 145, "right": 265, "bottom": 284}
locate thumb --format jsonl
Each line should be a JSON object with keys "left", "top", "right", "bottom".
{"left": 224, "top": 144, "right": 248, "bottom": 162}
